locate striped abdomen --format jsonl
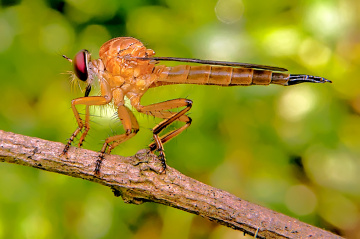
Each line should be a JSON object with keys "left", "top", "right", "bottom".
{"left": 151, "top": 65, "right": 289, "bottom": 87}
{"left": 150, "top": 65, "right": 330, "bottom": 88}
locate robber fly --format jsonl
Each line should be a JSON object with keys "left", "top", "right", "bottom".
{"left": 62, "top": 37, "right": 331, "bottom": 174}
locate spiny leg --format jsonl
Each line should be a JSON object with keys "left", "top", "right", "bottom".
{"left": 136, "top": 98, "right": 193, "bottom": 172}
{"left": 62, "top": 100, "right": 85, "bottom": 156}
{"left": 61, "top": 96, "right": 110, "bottom": 156}
{"left": 78, "top": 105, "right": 90, "bottom": 147}
{"left": 62, "top": 126, "right": 83, "bottom": 156}
{"left": 148, "top": 117, "right": 192, "bottom": 151}
{"left": 95, "top": 105, "right": 139, "bottom": 175}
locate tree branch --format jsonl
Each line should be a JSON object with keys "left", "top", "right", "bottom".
{"left": 0, "top": 130, "right": 342, "bottom": 239}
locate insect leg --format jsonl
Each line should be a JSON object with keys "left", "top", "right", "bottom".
{"left": 136, "top": 99, "right": 193, "bottom": 172}
{"left": 78, "top": 105, "right": 90, "bottom": 147}
{"left": 95, "top": 105, "right": 139, "bottom": 175}
{"left": 61, "top": 96, "right": 110, "bottom": 156}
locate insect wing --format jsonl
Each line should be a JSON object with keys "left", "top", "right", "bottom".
{"left": 136, "top": 56, "right": 288, "bottom": 72}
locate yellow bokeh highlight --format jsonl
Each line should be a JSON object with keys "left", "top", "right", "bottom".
{"left": 0, "top": 15, "right": 14, "bottom": 52}
{"left": 285, "top": 184, "right": 317, "bottom": 216}
{"left": 76, "top": 193, "right": 113, "bottom": 238}
{"left": 305, "top": 148, "right": 359, "bottom": 192}
{"left": 277, "top": 85, "right": 317, "bottom": 122}
{"left": 304, "top": 2, "right": 351, "bottom": 39}
{"left": 65, "top": 0, "right": 118, "bottom": 21}
{"left": 298, "top": 38, "right": 332, "bottom": 68}
{"left": 263, "top": 27, "right": 301, "bottom": 57}
{"left": 215, "top": 0, "right": 244, "bottom": 24}
{"left": 20, "top": 212, "right": 52, "bottom": 239}
{"left": 319, "top": 191, "right": 359, "bottom": 230}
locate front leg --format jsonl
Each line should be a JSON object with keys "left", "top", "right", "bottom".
{"left": 61, "top": 96, "right": 110, "bottom": 156}
{"left": 78, "top": 105, "right": 90, "bottom": 148}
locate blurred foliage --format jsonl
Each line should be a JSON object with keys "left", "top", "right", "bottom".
{"left": 0, "top": 0, "right": 360, "bottom": 238}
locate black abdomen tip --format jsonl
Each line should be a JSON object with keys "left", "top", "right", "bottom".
{"left": 288, "top": 74, "right": 332, "bottom": 85}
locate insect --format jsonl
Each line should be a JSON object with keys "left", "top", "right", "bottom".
{"left": 62, "top": 37, "right": 331, "bottom": 175}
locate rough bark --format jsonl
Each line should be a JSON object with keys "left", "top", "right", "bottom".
{"left": 0, "top": 130, "right": 342, "bottom": 238}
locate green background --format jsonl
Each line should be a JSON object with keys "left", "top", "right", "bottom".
{"left": 0, "top": 0, "right": 359, "bottom": 238}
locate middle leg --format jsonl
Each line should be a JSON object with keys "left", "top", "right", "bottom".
{"left": 95, "top": 105, "right": 139, "bottom": 175}
{"left": 135, "top": 98, "right": 193, "bottom": 171}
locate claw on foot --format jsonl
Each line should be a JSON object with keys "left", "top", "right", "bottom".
{"left": 148, "top": 143, "right": 168, "bottom": 173}
{"left": 60, "top": 144, "right": 70, "bottom": 157}
{"left": 157, "top": 150, "right": 167, "bottom": 174}
{"left": 95, "top": 154, "right": 105, "bottom": 176}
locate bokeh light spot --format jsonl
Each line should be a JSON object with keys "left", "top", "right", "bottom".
{"left": 304, "top": 2, "right": 350, "bottom": 39}
{"left": 263, "top": 28, "right": 301, "bottom": 57}
{"left": 20, "top": 212, "right": 52, "bottom": 239}
{"left": 305, "top": 149, "right": 359, "bottom": 192}
{"left": 215, "top": 0, "right": 244, "bottom": 24}
{"left": 126, "top": 6, "right": 176, "bottom": 44}
{"left": 192, "top": 27, "right": 251, "bottom": 61}
{"left": 277, "top": 86, "right": 317, "bottom": 122}
{"left": 285, "top": 184, "right": 317, "bottom": 216}
{"left": 65, "top": 0, "right": 118, "bottom": 21}
{"left": 77, "top": 25, "right": 111, "bottom": 55}
{"left": 40, "top": 23, "right": 73, "bottom": 53}
{"left": 320, "top": 192, "right": 359, "bottom": 230}
{"left": 322, "top": 154, "right": 357, "bottom": 186}
{"left": 340, "top": 115, "right": 360, "bottom": 150}
{"left": 298, "top": 38, "right": 331, "bottom": 68}
{"left": 77, "top": 194, "right": 113, "bottom": 238}
{"left": 0, "top": 16, "right": 14, "bottom": 52}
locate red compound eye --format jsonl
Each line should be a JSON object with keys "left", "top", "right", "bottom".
{"left": 73, "top": 50, "right": 89, "bottom": 81}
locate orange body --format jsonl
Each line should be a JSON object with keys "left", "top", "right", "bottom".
{"left": 95, "top": 37, "right": 290, "bottom": 108}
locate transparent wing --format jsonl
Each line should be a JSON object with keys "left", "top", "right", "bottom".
{"left": 136, "top": 56, "right": 288, "bottom": 72}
